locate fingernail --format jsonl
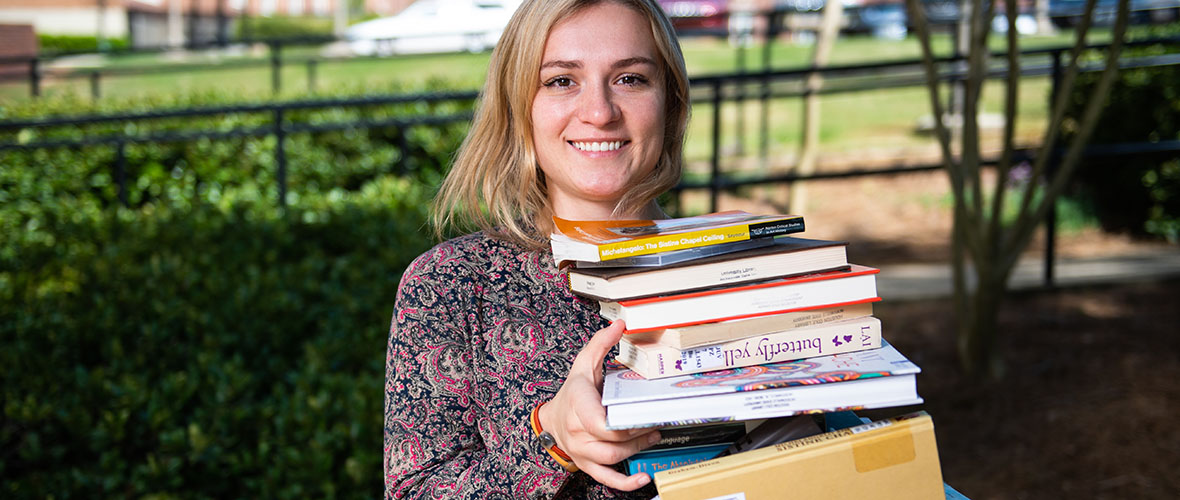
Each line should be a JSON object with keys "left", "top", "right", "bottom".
{"left": 647, "top": 432, "right": 661, "bottom": 445}
{"left": 637, "top": 474, "right": 650, "bottom": 486}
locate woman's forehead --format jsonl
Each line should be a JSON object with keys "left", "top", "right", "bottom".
{"left": 539, "top": 3, "right": 658, "bottom": 67}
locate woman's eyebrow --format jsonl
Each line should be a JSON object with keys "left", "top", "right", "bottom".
{"left": 540, "top": 60, "right": 581, "bottom": 70}
{"left": 612, "top": 57, "right": 656, "bottom": 70}
{"left": 539, "top": 57, "right": 657, "bottom": 71}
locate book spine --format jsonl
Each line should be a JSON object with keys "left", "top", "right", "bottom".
{"left": 607, "top": 274, "right": 879, "bottom": 332}
{"left": 626, "top": 443, "right": 731, "bottom": 475}
{"left": 647, "top": 423, "right": 748, "bottom": 451}
{"left": 618, "top": 317, "right": 882, "bottom": 379}
{"left": 748, "top": 217, "right": 805, "bottom": 237}
{"left": 667, "top": 302, "right": 875, "bottom": 349}
{"left": 595, "top": 216, "right": 804, "bottom": 261}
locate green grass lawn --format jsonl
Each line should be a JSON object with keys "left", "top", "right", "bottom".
{"left": 0, "top": 28, "right": 1110, "bottom": 168}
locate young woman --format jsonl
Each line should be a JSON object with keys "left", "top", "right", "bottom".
{"left": 385, "top": 1, "right": 690, "bottom": 498}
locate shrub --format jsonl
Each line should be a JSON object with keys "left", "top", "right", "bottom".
{"left": 0, "top": 86, "right": 470, "bottom": 498}
{"left": 237, "top": 16, "right": 336, "bottom": 41}
{"left": 1, "top": 179, "right": 434, "bottom": 499}
{"left": 37, "top": 34, "right": 129, "bottom": 55}
{"left": 1064, "top": 23, "right": 1180, "bottom": 241}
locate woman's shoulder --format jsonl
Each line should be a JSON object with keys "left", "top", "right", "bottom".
{"left": 403, "top": 231, "right": 535, "bottom": 282}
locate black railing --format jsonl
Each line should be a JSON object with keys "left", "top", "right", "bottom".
{"left": 2, "top": 37, "right": 1178, "bottom": 286}
{"left": 7, "top": 6, "right": 1177, "bottom": 100}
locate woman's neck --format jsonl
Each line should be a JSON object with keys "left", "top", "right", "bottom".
{"left": 552, "top": 198, "right": 667, "bottom": 222}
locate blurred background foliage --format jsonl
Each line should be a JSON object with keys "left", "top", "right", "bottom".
{"left": 0, "top": 87, "right": 467, "bottom": 498}
{"left": 1064, "top": 22, "right": 1180, "bottom": 242}
{"left": 2, "top": 19, "right": 1180, "bottom": 497}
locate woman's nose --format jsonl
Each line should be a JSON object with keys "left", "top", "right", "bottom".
{"left": 576, "top": 83, "right": 620, "bottom": 127}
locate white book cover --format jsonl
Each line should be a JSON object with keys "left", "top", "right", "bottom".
{"left": 602, "top": 341, "right": 922, "bottom": 429}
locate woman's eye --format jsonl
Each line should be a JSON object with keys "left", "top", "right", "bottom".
{"left": 544, "top": 77, "right": 574, "bottom": 88}
{"left": 617, "top": 74, "right": 649, "bottom": 86}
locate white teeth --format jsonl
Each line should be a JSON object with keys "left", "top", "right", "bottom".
{"left": 572, "top": 141, "right": 623, "bottom": 152}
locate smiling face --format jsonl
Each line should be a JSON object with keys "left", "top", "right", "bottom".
{"left": 531, "top": 1, "right": 667, "bottom": 221}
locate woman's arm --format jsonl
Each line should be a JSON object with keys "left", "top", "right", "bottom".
{"left": 384, "top": 251, "right": 570, "bottom": 499}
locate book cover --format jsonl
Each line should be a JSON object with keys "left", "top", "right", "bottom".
{"left": 626, "top": 443, "right": 731, "bottom": 476}
{"left": 599, "top": 265, "right": 880, "bottom": 333}
{"left": 550, "top": 210, "right": 804, "bottom": 264}
{"left": 601, "top": 341, "right": 921, "bottom": 429}
{"left": 628, "top": 301, "right": 875, "bottom": 349}
{"left": 652, "top": 412, "right": 945, "bottom": 500}
{"left": 568, "top": 236, "right": 849, "bottom": 301}
{"left": 571, "top": 237, "right": 775, "bottom": 269}
{"left": 616, "top": 316, "right": 882, "bottom": 379}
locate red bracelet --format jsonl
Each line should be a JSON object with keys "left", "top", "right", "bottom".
{"left": 530, "top": 401, "right": 578, "bottom": 472}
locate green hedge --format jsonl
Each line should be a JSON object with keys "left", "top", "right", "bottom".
{"left": 1065, "top": 23, "right": 1180, "bottom": 242}
{"left": 238, "top": 16, "right": 336, "bottom": 41}
{"left": 37, "top": 34, "right": 129, "bottom": 55}
{"left": 0, "top": 88, "right": 469, "bottom": 498}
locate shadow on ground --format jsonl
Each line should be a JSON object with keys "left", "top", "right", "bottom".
{"left": 861, "top": 281, "right": 1180, "bottom": 500}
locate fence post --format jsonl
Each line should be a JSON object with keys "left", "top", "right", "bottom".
{"left": 274, "top": 107, "right": 287, "bottom": 208}
{"left": 759, "top": 9, "right": 778, "bottom": 167}
{"left": 29, "top": 57, "right": 41, "bottom": 97}
{"left": 395, "top": 124, "right": 410, "bottom": 175}
{"left": 270, "top": 42, "right": 283, "bottom": 94}
{"left": 1044, "top": 49, "right": 1063, "bottom": 288}
{"left": 90, "top": 71, "right": 102, "bottom": 100}
{"left": 710, "top": 79, "right": 723, "bottom": 213}
{"left": 115, "top": 140, "right": 128, "bottom": 207}
{"left": 734, "top": 35, "right": 747, "bottom": 157}
{"left": 307, "top": 59, "right": 318, "bottom": 92}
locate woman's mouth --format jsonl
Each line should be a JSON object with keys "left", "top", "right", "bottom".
{"left": 569, "top": 140, "right": 627, "bottom": 153}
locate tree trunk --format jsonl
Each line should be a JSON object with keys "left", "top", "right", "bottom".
{"left": 956, "top": 262, "right": 1007, "bottom": 379}
{"left": 788, "top": 0, "right": 843, "bottom": 213}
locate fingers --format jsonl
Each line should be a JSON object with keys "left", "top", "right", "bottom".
{"left": 577, "top": 429, "right": 661, "bottom": 465}
{"left": 579, "top": 461, "right": 652, "bottom": 492}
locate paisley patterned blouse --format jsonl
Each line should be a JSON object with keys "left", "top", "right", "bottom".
{"left": 384, "top": 232, "right": 657, "bottom": 499}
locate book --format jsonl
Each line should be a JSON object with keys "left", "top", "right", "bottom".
{"left": 716, "top": 414, "right": 822, "bottom": 458}
{"left": 601, "top": 341, "right": 921, "bottom": 430}
{"left": 549, "top": 210, "right": 804, "bottom": 264}
{"left": 571, "top": 237, "right": 775, "bottom": 269}
{"left": 598, "top": 265, "right": 880, "bottom": 333}
{"left": 628, "top": 301, "right": 876, "bottom": 349}
{"left": 626, "top": 443, "right": 731, "bottom": 475}
{"left": 568, "top": 236, "right": 849, "bottom": 301}
{"left": 652, "top": 412, "right": 945, "bottom": 500}
{"left": 647, "top": 422, "right": 750, "bottom": 451}
{"left": 616, "top": 316, "right": 883, "bottom": 379}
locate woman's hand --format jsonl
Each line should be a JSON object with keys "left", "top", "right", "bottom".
{"left": 539, "top": 320, "right": 661, "bottom": 491}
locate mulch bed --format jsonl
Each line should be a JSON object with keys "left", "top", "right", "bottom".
{"left": 860, "top": 280, "right": 1180, "bottom": 499}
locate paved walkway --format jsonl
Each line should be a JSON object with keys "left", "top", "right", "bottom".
{"left": 876, "top": 246, "right": 1180, "bottom": 301}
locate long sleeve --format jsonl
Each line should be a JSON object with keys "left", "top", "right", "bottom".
{"left": 383, "top": 234, "right": 655, "bottom": 500}
{"left": 384, "top": 240, "right": 571, "bottom": 499}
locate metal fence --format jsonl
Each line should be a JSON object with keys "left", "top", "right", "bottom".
{"left": 6, "top": 6, "right": 1177, "bottom": 99}
{"left": 2, "top": 36, "right": 1178, "bottom": 286}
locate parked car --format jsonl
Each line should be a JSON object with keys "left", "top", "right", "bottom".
{"left": 1050, "top": 0, "right": 1180, "bottom": 27}
{"left": 345, "top": 0, "right": 521, "bottom": 56}
{"left": 658, "top": 0, "right": 731, "bottom": 36}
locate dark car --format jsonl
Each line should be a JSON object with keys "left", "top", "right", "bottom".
{"left": 658, "top": 0, "right": 731, "bottom": 36}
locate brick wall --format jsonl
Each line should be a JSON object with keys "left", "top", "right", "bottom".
{"left": 0, "top": 24, "right": 37, "bottom": 78}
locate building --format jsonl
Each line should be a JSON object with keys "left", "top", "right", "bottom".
{"left": 0, "top": 0, "right": 417, "bottom": 49}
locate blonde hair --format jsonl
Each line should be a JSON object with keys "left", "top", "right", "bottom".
{"left": 431, "top": 0, "right": 690, "bottom": 249}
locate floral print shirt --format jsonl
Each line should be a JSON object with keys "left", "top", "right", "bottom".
{"left": 385, "top": 232, "right": 657, "bottom": 499}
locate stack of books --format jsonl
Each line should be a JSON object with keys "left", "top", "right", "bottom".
{"left": 551, "top": 211, "right": 945, "bottom": 497}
